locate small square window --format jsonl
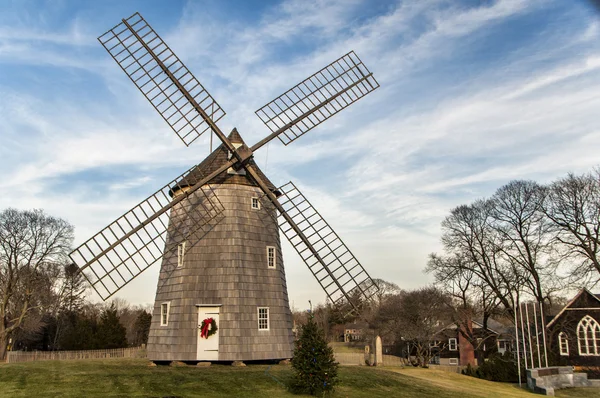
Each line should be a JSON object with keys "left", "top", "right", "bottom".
{"left": 449, "top": 338, "right": 458, "bottom": 351}
{"left": 251, "top": 197, "right": 260, "bottom": 210}
{"left": 449, "top": 358, "right": 459, "bottom": 365}
{"left": 161, "top": 302, "right": 170, "bottom": 326}
{"left": 267, "top": 246, "right": 276, "bottom": 269}
{"left": 258, "top": 307, "right": 269, "bottom": 330}
{"left": 177, "top": 242, "right": 186, "bottom": 268}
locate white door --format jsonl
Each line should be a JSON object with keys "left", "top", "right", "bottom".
{"left": 197, "top": 306, "right": 220, "bottom": 360}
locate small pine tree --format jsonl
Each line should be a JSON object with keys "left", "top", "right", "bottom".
{"left": 61, "top": 263, "right": 87, "bottom": 313}
{"left": 132, "top": 310, "right": 152, "bottom": 346}
{"left": 96, "top": 303, "right": 128, "bottom": 349}
{"left": 290, "top": 311, "right": 339, "bottom": 395}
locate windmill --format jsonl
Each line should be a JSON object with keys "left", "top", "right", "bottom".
{"left": 69, "top": 12, "right": 380, "bottom": 363}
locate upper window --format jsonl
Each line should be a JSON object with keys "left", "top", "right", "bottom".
{"left": 258, "top": 307, "right": 269, "bottom": 330}
{"left": 267, "top": 246, "right": 276, "bottom": 269}
{"left": 558, "top": 332, "right": 569, "bottom": 356}
{"left": 161, "top": 302, "right": 170, "bottom": 326}
{"left": 577, "top": 315, "right": 600, "bottom": 356}
{"left": 449, "top": 338, "right": 458, "bottom": 351}
{"left": 177, "top": 241, "right": 186, "bottom": 268}
{"left": 251, "top": 197, "right": 260, "bottom": 210}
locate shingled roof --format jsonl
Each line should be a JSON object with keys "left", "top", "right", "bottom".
{"left": 171, "top": 128, "right": 279, "bottom": 196}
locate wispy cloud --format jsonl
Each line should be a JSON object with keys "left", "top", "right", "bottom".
{"left": 2, "top": 0, "right": 599, "bottom": 304}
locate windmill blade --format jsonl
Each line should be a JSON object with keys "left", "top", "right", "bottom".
{"left": 69, "top": 168, "right": 225, "bottom": 300}
{"left": 274, "top": 182, "right": 378, "bottom": 310}
{"left": 98, "top": 12, "right": 226, "bottom": 147}
{"left": 253, "top": 51, "right": 379, "bottom": 149}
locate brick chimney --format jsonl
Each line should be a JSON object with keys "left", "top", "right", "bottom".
{"left": 459, "top": 320, "right": 476, "bottom": 366}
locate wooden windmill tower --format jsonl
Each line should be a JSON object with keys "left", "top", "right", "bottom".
{"left": 69, "top": 12, "right": 380, "bottom": 363}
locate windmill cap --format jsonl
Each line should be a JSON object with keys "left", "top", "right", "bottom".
{"left": 170, "top": 128, "right": 280, "bottom": 196}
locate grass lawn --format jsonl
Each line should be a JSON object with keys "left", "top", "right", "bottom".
{"left": 328, "top": 342, "right": 364, "bottom": 353}
{"left": 392, "top": 367, "right": 600, "bottom": 398}
{"left": 0, "top": 359, "right": 598, "bottom": 397}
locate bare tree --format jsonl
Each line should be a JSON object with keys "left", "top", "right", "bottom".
{"left": 440, "top": 200, "right": 518, "bottom": 316}
{"left": 0, "top": 208, "right": 73, "bottom": 360}
{"left": 366, "top": 279, "right": 400, "bottom": 307}
{"left": 426, "top": 253, "right": 500, "bottom": 358}
{"left": 542, "top": 171, "right": 600, "bottom": 285}
{"left": 490, "top": 180, "right": 559, "bottom": 305}
{"left": 376, "top": 287, "right": 450, "bottom": 367}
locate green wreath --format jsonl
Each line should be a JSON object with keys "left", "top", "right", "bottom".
{"left": 200, "top": 317, "right": 218, "bottom": 339}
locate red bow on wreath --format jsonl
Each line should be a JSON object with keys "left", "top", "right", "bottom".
{"left": 201, "top": 317, "right": 214, "bottom": 339}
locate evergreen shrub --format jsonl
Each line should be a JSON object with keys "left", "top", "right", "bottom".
{"left": 290, "top": 312, "right": 339, "bottom": 395}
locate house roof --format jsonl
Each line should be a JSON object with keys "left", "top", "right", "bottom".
{"left": 344, "top": 323, "right": 368, "bottom": 330}
{"left": 171, "top": 128, "right": 278, "bottom": 196}
{"left": 546, "top": 288, "right": 600, "bottom": 328}
{"left": 436, "top": 320, "right": 500, "bottom": 335}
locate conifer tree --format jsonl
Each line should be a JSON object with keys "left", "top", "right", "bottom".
{"left": 96, "top": 303, "right": 128, "bottom": 349}
{"left": 132, "top": 310, "right": 152, "bottom": 346}
{"left": 61, "top": 263, "right": 87, "bottom": 313}
{"left": 290, "top": 311, "right": 339, "bottom": 395}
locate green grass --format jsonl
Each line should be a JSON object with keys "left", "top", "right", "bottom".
{"left": 0, "top": 359, "right": 598, "bottom": 397}
{"left": 328, "top": 342, "right": 364, "bottom": 353}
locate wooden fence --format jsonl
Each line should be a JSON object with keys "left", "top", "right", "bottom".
{"left": 6, "top": 347, "right": 146, "bottom": 363}
{"left": 382, "top": 354, "right": 409, "bottom": 367}
{"left": 334, "top": 352, "right": 365, "bottom": 366}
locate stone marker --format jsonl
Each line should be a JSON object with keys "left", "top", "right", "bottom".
{"left": 374, "top": 336, "right": 383, "bottom": 366}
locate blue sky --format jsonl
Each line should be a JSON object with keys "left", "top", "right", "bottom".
{"left": 1, "top": 0, "right": 600, "bottom": 308}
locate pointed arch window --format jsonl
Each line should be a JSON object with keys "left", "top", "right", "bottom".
{"left": 577, "top": 315, "right": 600, "bottom": 356}
{"left": 558, "top": 332, "right": 569, "bottom": 356}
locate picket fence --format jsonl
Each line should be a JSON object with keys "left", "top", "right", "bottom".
{"left": 6, "top": 347, "right": 146, "bottom": 363}
{"left": 334, "top": 352, "right": 365, "bottom": 366}
{"left": 6, "top": 348, "right": 461, "bottom": 372}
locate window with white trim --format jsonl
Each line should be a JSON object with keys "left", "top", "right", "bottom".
{"left": 251, "top": 197, "right": 260, "bottom": 210}
{"left": 267, "top": 246, "right": 276, "bottom": 269}
{"left": 558, "top": 332, "right": 569, "bottom": 356}
{"left": 449, "top": 338, "right": 458, "bottom": 351}
{"left": 161, "top": 302, "right": 170, "bottom": 326}
{"left": 177, "top": 241, "right": 186, "bottom": 268}
{"left": 577, "top": 315, "right": 600, "bottom": 356}
{"left": 258, "top": 307, "right": 269, "bottom": 330}
{"left": 449, "top": 358, "right": 459, "bottom": 365}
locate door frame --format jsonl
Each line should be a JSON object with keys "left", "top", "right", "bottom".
{"left": 196, "top": 304, "right": 221, "bottom": 361}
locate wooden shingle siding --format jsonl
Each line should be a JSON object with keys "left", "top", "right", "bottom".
{"left": 147, "top": 183, "right": 294, "bottom": 362}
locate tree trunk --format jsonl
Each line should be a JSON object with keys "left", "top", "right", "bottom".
{"left": 0, "top": 331, "right": 8, "bottom": 362}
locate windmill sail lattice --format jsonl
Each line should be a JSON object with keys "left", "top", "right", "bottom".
{"left": 275, "top": 182, "right": 378, "bottom": 308}
{"left": 254, "top": 51, "right": 379, "bottom": 147}
{"left": 98, "top": 12, "right": 225, "bottom": 147}
{"left": 69, "top": 169, "right": 225, "bottom": 300}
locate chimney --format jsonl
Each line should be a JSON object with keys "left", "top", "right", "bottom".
{"left": 459, "top": 320, "right": 476, "bottom": 366}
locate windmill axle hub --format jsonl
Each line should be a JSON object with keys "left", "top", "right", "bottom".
{"left": 231, "top": 144, "right": 253, "bottom": 167}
